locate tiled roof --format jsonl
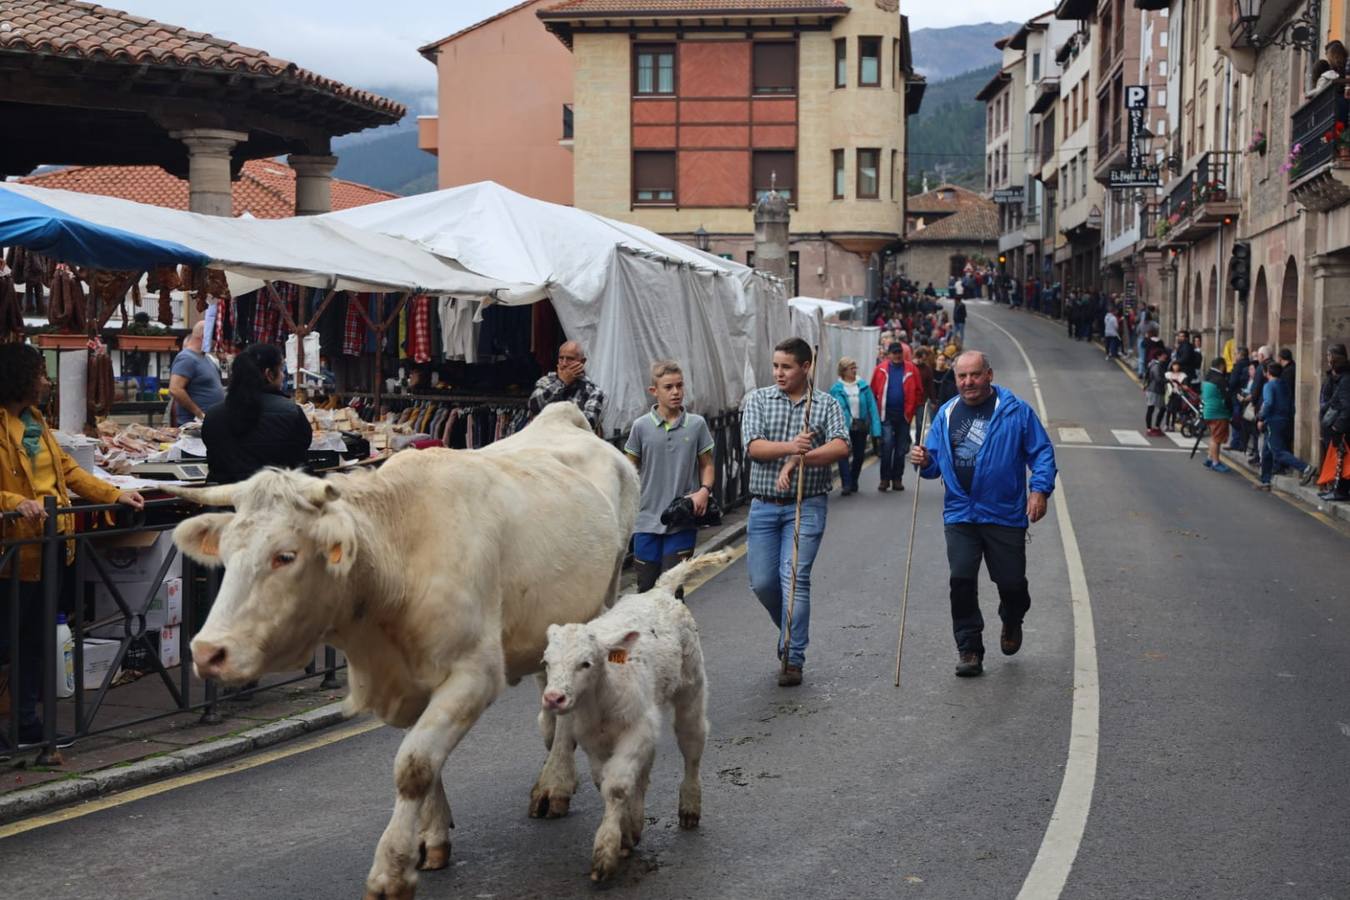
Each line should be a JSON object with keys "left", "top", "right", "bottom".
{"left": 20, "top": 159, "right": 399, "bottom": 219}
{"left": 905, "top": 187, "right": 999, "bottom": 243}
{"left": 0, "top": 1, "right": 405, "bottom": 119}
{"left": 540, "top": 0, "right": 848, "bottom": 16}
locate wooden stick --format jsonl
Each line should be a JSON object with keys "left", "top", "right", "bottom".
{"left": 893, "top": 400, "right": 929, "bottom": 688}
{"left": 780, "top": 343, "right": 819, "bottom": 673}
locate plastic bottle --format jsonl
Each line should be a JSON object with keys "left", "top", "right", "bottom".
{"left": 55, "top": 613, "right": 75, "bottom": 698}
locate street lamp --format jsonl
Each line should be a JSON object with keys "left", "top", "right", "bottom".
{"left": 693, "top": 225, "right": 710, "bottom": 252}
{"left": 1235, "top": 0, "right": 1320, "bottom": 51}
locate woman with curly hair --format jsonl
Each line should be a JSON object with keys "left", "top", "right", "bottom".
{"left": 0, "top": 342, "right": 144, "bottom": 745}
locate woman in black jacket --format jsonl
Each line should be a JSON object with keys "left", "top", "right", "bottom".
{"left": 202, "top": 343, "right": 311, "bottom": 484}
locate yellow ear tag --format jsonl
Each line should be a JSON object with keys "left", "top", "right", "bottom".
{"left": 201, "top": 532, "right": 220, "bottom": 557}
{"left": 328, "top": 545, "right": 344, "bottom": 565}
{"left": 607, "top": 649, "right": 628, "bottom": 665}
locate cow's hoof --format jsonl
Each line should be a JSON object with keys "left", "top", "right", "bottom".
{"left": 418, "top": 842, "right": 451, "bottom": 871}
{"left": 529, "top": 788, "right": 572, "bottom": 819}
{"left": 590, "top": 852, "right": 620, "bottom": 883}
{"left": 679, "top": 808, "right": 700, "bottom": 830}
{"left": 362, "top": 888, "right": 414, "bottom": 900}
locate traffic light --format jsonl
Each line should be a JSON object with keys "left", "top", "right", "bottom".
{"left": 1229, "top": 241, "right": 1251, "bottom": 294}
{"left": 998, "top": 254, "right": 1007, "bottom": 267}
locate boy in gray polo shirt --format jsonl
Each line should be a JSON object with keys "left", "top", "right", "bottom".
{"left": 625, "top": 360, "right": 716, "bottom": 592}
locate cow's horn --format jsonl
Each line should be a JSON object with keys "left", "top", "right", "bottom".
{"left": 162, "top": 484, "right": 237, "bottom": 507}
{"left": 305, "top": 480, "right": 340, "bottom": 507}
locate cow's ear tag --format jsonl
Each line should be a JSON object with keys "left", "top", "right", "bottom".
{"left": 201, "top": 532, "right": 220, "bottom": 558}
{"left": 607, "top": 649, "right": 628, "bottom": 665}
{"left": 328, "top": 545, "right": 344, "bottom": 566}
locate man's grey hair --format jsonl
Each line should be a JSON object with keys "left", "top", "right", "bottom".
{"left": 955, "top": 350, "right": 992, "bottom": 372}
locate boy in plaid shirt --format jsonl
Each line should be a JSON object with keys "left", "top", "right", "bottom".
{"left": 741, "top": 337, "right": 849, "bottom": 686}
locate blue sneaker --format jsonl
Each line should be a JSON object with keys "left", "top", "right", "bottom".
{"left": 1202, "top": 459, "right": 1214, "bottom": 469}
{"left": 1212, "top": 462, "right": 1232, "bottom": 474}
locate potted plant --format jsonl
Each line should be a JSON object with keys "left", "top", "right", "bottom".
{"left": 1323, "top": 120, "right": 1350, "bottom": 162}
{"left": 115, "top": 323, "right": 181, "bottom": 352}
{"left": 1247, "top": 130, "right": 1267, "bottom": 156}
{"left": 1283, "top": 142, "right": 1304, "bottom": 179}
{"left": 1155, "top": 219, "right": 1171, "bottom": 239}
{"left": 31, "top": 326, "right": 94, "bottom": 350}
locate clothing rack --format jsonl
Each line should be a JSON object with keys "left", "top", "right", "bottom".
{"left": 341, "top": 393, "right": 530, "bottom": 451}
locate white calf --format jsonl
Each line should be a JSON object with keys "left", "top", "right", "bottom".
{"left": 541, "top": 552, "right": 725, "bottom": 882}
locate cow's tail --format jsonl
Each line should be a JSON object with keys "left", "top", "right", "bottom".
{"left": 653, "top": 550, "right": 735, "bottom": 595}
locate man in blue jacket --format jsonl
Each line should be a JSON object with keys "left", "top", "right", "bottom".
{"left": 908, "top": 350, "right": 1058, "bottom": 677}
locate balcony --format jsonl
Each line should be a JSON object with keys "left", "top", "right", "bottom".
{"left": 1094, "top": 129, "right": 1127, "bottom": 179}
{"left": 1158, "top": 153, "right": 1240, "bottom": 244}
{"left": 1288, "top": 83, "right": 1350, "bottom": 212}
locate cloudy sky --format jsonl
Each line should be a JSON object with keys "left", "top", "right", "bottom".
{"left": 109, "top": 0, "right": 1049, "bottom": 97}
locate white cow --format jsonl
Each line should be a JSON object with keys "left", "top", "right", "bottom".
{"left": 541, "top": 552, "right": 723, "bottom": 882}
{"left": 170, "top": 403, "right": 637, "bottom": 900}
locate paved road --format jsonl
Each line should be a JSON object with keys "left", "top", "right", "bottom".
{"left": 3, "top": 305, "right": 1348, "bottom": 900}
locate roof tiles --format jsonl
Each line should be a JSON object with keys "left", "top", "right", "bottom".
{"left": 0, "top": 0, "right": 404, "bottom": 118}
{"left": 540, "top": 0, "right": 848, "bottom": 15}
{"left": 21, "top": 159, "right": 399, "bottom": 219}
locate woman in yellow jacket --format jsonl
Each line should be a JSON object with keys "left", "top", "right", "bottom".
{"left": 1, "top": 342, "right": 143, "bottom": 745}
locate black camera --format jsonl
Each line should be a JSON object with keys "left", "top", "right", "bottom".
{"left": 659, "top": 493, "right": 723, "bottom": 529}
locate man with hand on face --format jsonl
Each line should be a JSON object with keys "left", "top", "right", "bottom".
{"left": 529, "top": 340, "right": 607, "bottom": 434}
{"left": 741, "top": 338, "right": 850, "bottom": 687}
{"left": 625, "top": 360, "right": 716, "bottom": 593}
{"left": 909, "top": 350, "right": 1057, "bottom": 678}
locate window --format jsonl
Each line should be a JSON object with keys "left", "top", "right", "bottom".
{"left": 1157, "top": 88, "right": 1167, "bottom": 107}
{"left": 893, "top": 39, "right": 901, "bottom": 86}
{"left": 633, "top": 151, "right": 675, "bottom": 203}
{"left": 1003, "top": 94, "right": 1009, "bottom": 129}
{"left": 1032, "top": 52, "right": 1041, "bottom": 82}
{"left": 753, "top": 42, "right": 796, "bottom": 95}
{"left": 834, "top": 39, "right": 847, "bottom": 88}
{"left": 753, "top": 151, "right": 795, "bottom": 201}
{"left": 1159, "top": 31, "right": 1167, "bottom": 47}
{"left": 1158, "top": 60, "right": 1168, "bottom": 77}
{"left": 858, "top": 37, "right": 881, "bottom": 87}
{"left": 635, "top": 45, "right": 675, "bottom": 95}
{"left": 833, "top": 149, "right": 846, "bottom": 198}
{"left": 1157, "top": 119, "right": 1167, "bottom": 135}
{"left": 891, "top": 150, "right": 899, "bottom": 200}
{"left": 857, "top": 148, "right": 879, "bottom": 198}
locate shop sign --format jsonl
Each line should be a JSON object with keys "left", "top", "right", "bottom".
{"left": 992, "top": 187, "right": 1024, "bottom": 204}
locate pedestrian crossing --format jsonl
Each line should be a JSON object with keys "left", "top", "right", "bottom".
{"left": 1054, "top": 427, "right": 1199, "bottom": 452}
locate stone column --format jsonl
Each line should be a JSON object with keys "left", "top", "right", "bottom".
{"left": 170, "top": 129, "right": 248, "bottom": 217}
{"left": 289, "top": 154, "right": 339, "bottom": 216}
{"left": 1308, "top": 253, "right": 1350, "bottom": 457}
{"left": 753, "top": 188, "right": 791, "bottom": 284}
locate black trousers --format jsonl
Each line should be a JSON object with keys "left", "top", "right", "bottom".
{"left": 944, "top": 523, "right": 1031, "bottom": 656}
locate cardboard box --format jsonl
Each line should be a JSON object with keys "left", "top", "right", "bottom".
{"left": 81, "top": 638, "right": 120, "bottom": 690}
{"left": 147, "top": 577, "right": 182, "bottom": 629}
{"left": 91, "top": 575, "right": 182, "bottom": 631}
{"left": 84, "top": 531, "right": 181, "bottom": 584}
{"left": 158, "top": 625, "right": 182, "bottom": 668}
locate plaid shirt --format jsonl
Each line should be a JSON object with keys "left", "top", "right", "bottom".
{"left": 529, "top": 373, "right": 606, "bottom": 432}
{"left": 741, "top": 385, "right": 848, "bottom": 500}
{"left": 409, "top": 295, "right": 432, "bottom": 363}
{"left": 342, "top": 293, "right": 366, "bottom": 356}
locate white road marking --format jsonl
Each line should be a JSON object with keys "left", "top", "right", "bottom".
{"left": 1111, "top": 429, "right": 1150, "bottom": 446}
{"left": 971, "top": 312, "right": 1100, "bottom": 900}
{"left": 1056, "top": 444, "right": 1191, "bottom": 453}
{"left": 1166, "top": 431, "right": 1198, "bottom": 449}
{"left": 1058, "top": 427, "right": 1091, "bottom": 443}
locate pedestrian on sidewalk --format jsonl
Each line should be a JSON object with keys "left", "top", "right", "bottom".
{"left": 1144, "top": 352, "right": 1167, "bottom": 436}
{"left": 1255, "top": 360, "right": 1315, "bottom": 490}
{"left": 1247, "top": 346, "right": 1272, "bottom": 465}
{"left": 828, "top": 357, "right": 881, "bottom": 496}
{"left": 870, "top": 343, "right": 923, "bottom": 492}
{"left": 953, "top": 295, "right": 967, "bottom": 345}
{"left": 742, "top": 338, "right": 850, "bottom": 686}
{"left": 1228, "top": 346, "right": 1252, "bottom": 452}
{"left": 625, "top": 360, "right": 716, "bottom": 591}
{"left": 1201, "top": 358, "right": 1233, "bottom": 473}
{"left": 1315, "top": 345, "right": 1350, "bottom": 501}
{"left": 1104, "top": 307, "right": 1122, "bottom": 360}
{"left": 908, "top": 351, "right": 1058, "bottom": 678}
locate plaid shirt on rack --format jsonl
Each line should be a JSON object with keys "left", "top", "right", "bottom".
{"left": 410, "top": 295, "right": 431, "bottom": 363}
{"left": 342, "top": 293, "right": 366, "bottom": 356}
{"left": 741, "top": 385, "right": 848, "bottom": 500}
{"left": 528, "top": 373, "right": 606, "bottom": 432}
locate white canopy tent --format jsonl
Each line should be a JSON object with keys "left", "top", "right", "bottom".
{"left": 0, "top": 182, "right": 541, "bottom": 298}
{"left": 326, "top": 181, "right": 797, "bottom": 435}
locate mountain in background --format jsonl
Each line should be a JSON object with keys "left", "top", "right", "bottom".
{"left": 907, "top": 63, "right": 1000, "bottom": 193}
{"left": 330, "top": 83, "right": 439, "bottom": 197}
{"left": 910, "top": 21, "right": 1018, "bottom": 83}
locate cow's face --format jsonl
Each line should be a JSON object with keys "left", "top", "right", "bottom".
{"left": 171, "top": 471, "right": 358, "bottom": 684}
{"left": 540, "top": 623, "right": 639, "bottom": 714}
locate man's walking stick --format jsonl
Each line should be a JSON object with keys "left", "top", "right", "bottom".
{"left": 781, "top": 344, "right": 819, "bottom": 674}
{"left": 893, "top": 400, "right": 930, "bottom": 688}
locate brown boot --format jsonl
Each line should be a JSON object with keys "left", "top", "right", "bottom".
{"left": 878, "top": 480, "right": 891, "bottom": 492}
{"left": 777, "top": 665, "right": 803, "bottom": 687}
{"left": 1000, "top": 621, "right": 1023, "bottom": 656}
{"left": 954, "top": 652, "right": 983, "bottom": 677}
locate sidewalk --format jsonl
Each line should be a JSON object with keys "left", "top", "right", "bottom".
{"left": 0, "top": 502, "right": 755, "bottom": 826}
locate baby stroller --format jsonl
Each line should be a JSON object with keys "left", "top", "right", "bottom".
{"left": 1167, "top": 381, "right": 1206, "bottom": 440}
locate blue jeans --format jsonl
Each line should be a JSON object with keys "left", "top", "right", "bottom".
{"left": 954, "top": 322, "right": 966, "bottom": 343}
{"left": 747, "top": 495, "right": 828, "bottom": 667}
{"left": 1135, "top": 338, "right": 1147, "bottom": 377}
{"left": 1105, "top": 335, "right": 1121, "bottom": 358}
{"left": 1260, "top": 418, "right": 1307, "bottom": 483}
{"left": 880, "top": 411, "right": 912, "bottom": 483}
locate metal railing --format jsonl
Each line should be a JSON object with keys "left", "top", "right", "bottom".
{"left": 605, "top": 408, "right": 749, "bottom": 514}
{"left": 1290, "top": 83, "right": 1343, "bottom": 178}
{"left": 1166, "top": 168, "right": 1195, "bottom": 221}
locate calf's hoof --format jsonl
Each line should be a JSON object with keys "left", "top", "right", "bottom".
{"left": 362, "top": 885, "right": 415, "bottom": 900}
{"left": 417, "top": 842, "right": 451, "bottom": 871}
{"left": 679, "top": 808, "right": 701, "bottom": 830}
{"left": 529, "top": 786, "right": 572, "bottom": 819}
{"left": 590, "top": 847, "right": 621, "bottom": 882}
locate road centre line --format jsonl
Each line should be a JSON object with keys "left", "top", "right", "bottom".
{"left": 971, "top": 312, "right": 1101, "bottom": 900}
{"left": 1056, "top": 444, "right": 1191, "bottom": 453}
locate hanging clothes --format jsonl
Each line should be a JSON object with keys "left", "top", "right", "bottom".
{"left": 409, "top": 295, "right": 432, "bottom": 364}
{"left": 343, "top": 293, "right": 367, "bottom": 356}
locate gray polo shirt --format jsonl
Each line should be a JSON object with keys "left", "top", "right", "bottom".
{"left": 170, "top": 349, "right": 224, "bottom": 425}
{"left": 625, "top": 408, "right": 715, "bottom": 535}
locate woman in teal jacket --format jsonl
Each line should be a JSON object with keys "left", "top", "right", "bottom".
{"left": 830, "top": 357, "right": 882, "bottom": 495}
{"left": 1200, "top": 358, "right": 1232, "bottom": 473}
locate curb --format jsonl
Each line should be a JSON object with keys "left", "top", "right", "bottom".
{"left": 700, "top": 518, "right": 748, "bottom": 554}
{"left": 0, "top": 701, "right": 347, "bottom": 826}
